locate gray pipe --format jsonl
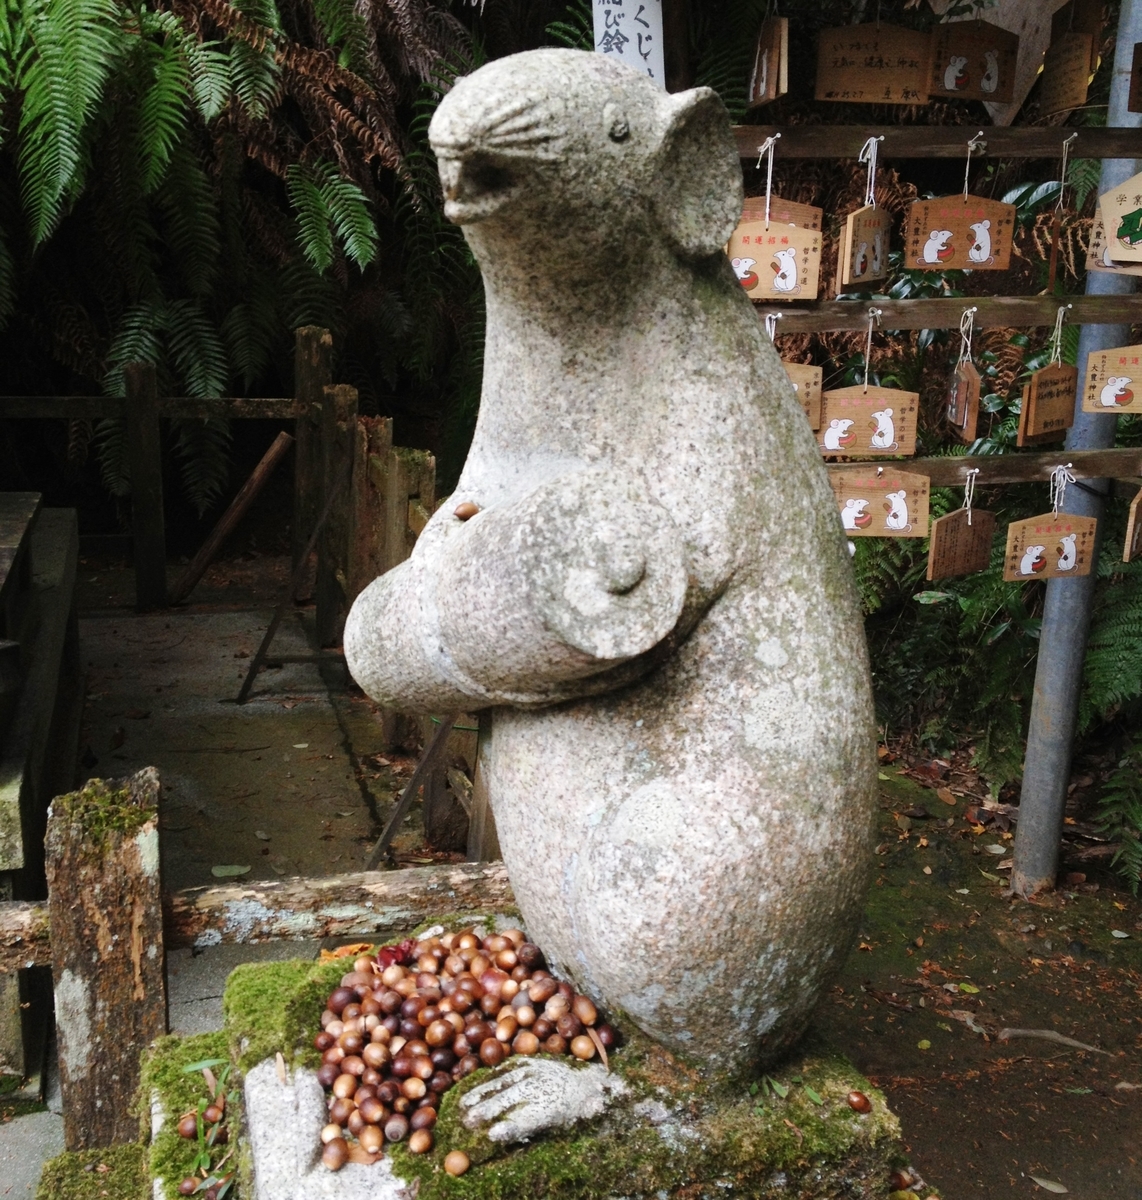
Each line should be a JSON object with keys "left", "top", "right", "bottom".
{"left": 1012, "top": 2, "right": 1142, "bottom": 898}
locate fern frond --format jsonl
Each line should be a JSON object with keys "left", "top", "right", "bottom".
{"left": 155, "top": 140, "right": 221, "bottom": 297}
{"left": 186, "top": 38, "right": 232, "bottom": 120}
{"left": 170, "top": 415, "right": 231, "bottom": 515}
{"left": 0, "top": 227, "right": 15, "bottom": 328}
{"left": 317, "top": 163, "right": 377, "bottom": 269}
{"left": 286, "top": 162, "right": 334, "bottom": 271}
{"left": 104, "top": 298, "right": 166, "bottom": 397}
{"left": 93, "top": 416, "right": 130, "bottom": 497}
{"left": 546, "top": 0, "right": 593, "bottom": 51}
{"left": 164, "top": 298, "right": 229, "bottom": 398}
{"left": 16, "top": 0, "right": 123, "bottom": 241}
{"left": 312, "top": 0, "right": 370, "bottom": 74}
{"left": 138, "top": 32, "right": 191, "bottom": 192}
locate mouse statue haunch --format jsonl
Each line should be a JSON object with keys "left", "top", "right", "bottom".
{"left": 345, "top": 49, "right": 876, "bottom": 1082}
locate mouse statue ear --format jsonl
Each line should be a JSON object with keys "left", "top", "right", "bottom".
{"left": 652, "top": 87, "right": 743, "bottom": 261}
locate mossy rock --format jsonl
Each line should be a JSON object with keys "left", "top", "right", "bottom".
{"left": 226, "top": 953, "right": 904, "bottom": 1199}
{"left": 35, "top": 1144, "right": 148, "bottom": 1200}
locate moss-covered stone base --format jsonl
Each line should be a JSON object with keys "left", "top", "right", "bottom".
{"left": 227, "top": 952, "right": 905, "bottom": 1200}
{"left": 35, "top": 1144, "right": 148, "bottom": 1200}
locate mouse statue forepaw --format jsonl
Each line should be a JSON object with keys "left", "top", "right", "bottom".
{"left": 459, "top": 1058, "right": 628, "bottom": 1144}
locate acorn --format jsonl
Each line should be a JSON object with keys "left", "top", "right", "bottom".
{"left": 314, "top": 1031, "right": 334, "bottom": 1052}
{"left": 570, "top": 1035, "right": 596, "bottom": 1061}
{"left": 320, "top": 1123, "right": 343, "bottom": 1145}
{"left": 327, "top": 987, "right": 356, "bottom": 1015}
{"left": 358, "top": 1123, "right": 384, "bottom": 1155}
{"left": 203, "top": 1103, "right": 223, "bottom": 1125}
{"left": 543, "top": 1033, "right": 568, "bottom": 1056}
{"left": 572, "top": 995, "right": 598, "bottom": 1026}
{"left": 444, "top": 1150, "right": 471, "bottom": 1177}
{"left": 408, "top": 1128, "right": 434, "bottom": 1154}
{"left": 402, "top": 1076, "right": 427, "bottom": 1100}
{"left": 358, "top": 1096, "right": 386, "bottom": 1126}
{"left": 316, "top": 1062, "right": 339, "bottom": 1089}
{"left": 322, "top": 1136, "right": 349, "bottom": 1171}
{"left": 513, "top": 1030, "right": 540, "bottom": 1056}
{"left": 847, "top": 1090, "right": 872, "bottom": 1113}
{"left": 479, "top": 1038, "right": 505, "bottom": 1067}
{"left": 178, "top": 1179, "right": 198, "bottom": 1196}
{"left": 453, "top": 501, "right": 480, "bottom": 520}
{"left": 595, "top": 1023, "right": 619, "bottom": 1048}
{"left": 410, "top": 1106, "right": 437, "bottom": 1131}
{"left": 177, "top": 1113, "right": 198, "bottom": 1140}
{"left": 384, "top": 1113, "right": 409, "bottom": 1142}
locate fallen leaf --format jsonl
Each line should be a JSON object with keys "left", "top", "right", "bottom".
{"left": 255, "top": 830, "right": 270, "bottom": 840}
{"left": 275, "top": 1051, "right": 287, "bottom": 1085}
{"left": 984, "top": 844, "right": 1008, "bottom": 855}
{"left": 1028, "top": 1176, "right": 1068, "bottom": 1194}
{"left": 319, "top": 943, "right": 374, "bottom": 962}
{"left": 292, "top": 742, "right": 309, "bottom": 749}
{"left": 211, "top": 864, "right": 251, "bottom": 878}
{"left": 956, "top": 887, "right": 970, "bottom": 894}
{"left": 896, "top": 815, "right": 912, "bottom": 832}
{"left": 336, "top": 810, "right": 355, "bottom": 818}
{"left": 1112, "top": 930, "right": 1129, "bottom": 939}
{"left": 1114, "top": 1081, "right": 1139, "bottom": 1090}
{"left": 878, "top": 772, "right": 890, "bottom": 781}
{"left": 270, "top": 864, "right": 286, "bottom": 875}
{"left": 922, "top": 866, "right": 932, "bottom": 875}
{"left": 803, "top": 1085, "right": 823, "bottom": 1105}
{"left": 1113, "top": 900, "right": 1126, "bottom": 910}
{"left": 979, "top": 869, "right": 1002, "bottom": 882}
{"left": 917, "top": 1039, "right": 931, "bottom": 1050}
{"left": 937, "top": 787, "right": 957, "bottom": 805}
{"left": 970, "top": 823, "right": 985, "bottom": 835}
{"left": 918, "top": 836, "right": 929, "bottom": 848}
{"left": 858, "top": 942, "right": 874, "bottom": 952}
{"left": 958, "top": 982, "right": 980, "bottom": 994}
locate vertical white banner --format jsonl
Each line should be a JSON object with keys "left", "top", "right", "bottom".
{"left": 593, "top": 0, "right": 666, "bottom": 89}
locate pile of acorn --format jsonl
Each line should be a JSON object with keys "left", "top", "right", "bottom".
{"left": 313, "top": 928, "right": 618, "bottom": 1173}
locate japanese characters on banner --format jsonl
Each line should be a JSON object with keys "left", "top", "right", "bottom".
{"left": 903, "top": 194, "right": 1016, "bottom": 272}
{"left": 928, "top": 21, "right": 1018, "bottom": 104}
{"left": 818, "top": 386, "right": 919, "bottom": 458}
{"left": 593, "top": 0, "right": 664, "bottom": 88}
{"left": 829, "top": 467, "right": 930, "bottom": 539}
{"left": 728, "top": 221, "right": 822, "bottom": 301}
{"left": 815, "top": 24, "right": 930, "bottom": 105}
{"left": 1003, "top": 514, "right": 1097, "bottom": 581}
{"left": 1097, "top": 171, "right": 1142, "bottom": 264}
{"left": 748, "top": 16, "right": 789, "bottom": 108}
{"left": 1082, "top": 343, "right": 1142, "bottom": 414}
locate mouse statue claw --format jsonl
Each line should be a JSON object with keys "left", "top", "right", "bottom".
{"left": 344, "top": 48, "right": 876, "bottom": 1079}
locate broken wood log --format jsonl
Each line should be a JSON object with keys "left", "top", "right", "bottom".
{"left": 164, "top": 860, "right": 513, "bottom": 950}
{"left": 45, "top": 768, "right": 167, "bottom": 1149}
{"left": 169, "top": 430, "right": 294, "bottom": 604}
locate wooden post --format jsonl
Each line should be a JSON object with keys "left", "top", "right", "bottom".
{"left": 466, "top": 712, "right": 501, "bottom": 862}
{"left": 316, "top": 384, "right": 357, "bottom": 646}
{"left": 45, "top": 768, "right": 166, "bottom": 1149}
{"left": 124, "top": 363, "right": 166, "bottom": 610}
{"left": 293, "top": 327, "right": 333, "bottom": 592}
{"left": 169, "top": 431, "right": 294, "bottom": 604}
{"left": 662, "top": 0, "right": 693, "bottom": 92}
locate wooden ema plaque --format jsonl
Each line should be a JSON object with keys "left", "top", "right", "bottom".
{"left": 818, "top": 386, "right": 919, "bottom": 458}
{"left": 782, "top": 361, "right": 822, "bottom": 429}
{"left": 927, "top": 508, "right": 997, "bottom": 581}
{"left": 1038, "top": 32, "right": 1094, "bottom": 117}
{"left": 928, "top": 20, "right": 1018, "bottom": 104}
{"left": 946, "top": 361, "right": 981, "bottom": 444}
{"left": 1124, "top": 487, "right": 1142, "bottom": 562}
{"left": 748, "top": 16, "right": 788, "bottom": 108}
{"left": 838, "top": 205, "right": 892, "bottom": 289}
{"left": 728, "top": 221, "right": 821, "bottom": 302}
{"left": 1082, "top": 344, "right": 1142, "bottom": 414}
{"left": 1052, "top": 0, "right": 1104, "bottom": 73}
{"left": 1003, "top": 513, "right": 1096, "bottom": 581}
{"left": 1098, "top": 170, "right": 1142, "bottom": 263}
{"left": 741, "top": 197, "right": 822, "bottom": 230}
{"left": 829, "top": 467, "right": 930, "bottom": 539}
{"left": 1086, "top": 208, "right": 1142, "bottom": 276}
{"left": 1018, "top": 364, "right": 1077, "bottom": 445}
{"left": 903, "top": 195, "right": 1016, "bottom": 272}
{"left": 815, "top": 24, "right": 930, "bottom": 105}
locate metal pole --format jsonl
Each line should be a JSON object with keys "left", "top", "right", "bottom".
{"left": 1013, "top": 1, "right": 1142, "bottom": 898}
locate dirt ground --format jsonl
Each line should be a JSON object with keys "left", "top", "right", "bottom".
{"left": 62, "top": 551, "right": 1142, "bottom": 1199}
{"left": 815, "top": 762, "right": 1142, "bottom": 1200}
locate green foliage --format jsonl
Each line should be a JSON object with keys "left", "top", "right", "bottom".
{"left": 691, "top": 0, "right": 771, "bottom": 120}
{"left": 546, "top": 0, "right": 592, "bottom": 51}
{"left": 287, "top": 159, "right": 378, "bottom": 272}
{"left": 1082, "top": 556, "right": 1142, "bottom": 731}
{"left": 1096, "top": 737, "right": 1142, "bottom": 895}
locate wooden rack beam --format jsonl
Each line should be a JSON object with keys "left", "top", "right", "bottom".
{"left": 906, "top": 448, "right": 1142, "bottom": 487}
{"left": 0, "top": 396, "right": 298, "bottom": 419}
{"left": 759, "top": 294, "right": 1142, "bottom": 333}
{"left": 733, "top": 126, "right": 1142, "bottom": 161}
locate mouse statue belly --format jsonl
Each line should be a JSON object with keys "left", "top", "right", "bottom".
{"left": 344, "top": 47, "right": 876, "bottom": 1080}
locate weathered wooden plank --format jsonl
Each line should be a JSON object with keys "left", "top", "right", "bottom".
{"left": 46, "top": 769, "right": 166, "bottom": 1150}
{"left": 0, "top": 900, "right": 50, "bottom": 971}
{"left": 348, "top": 416, "right": 395, "bottom": 605}
{"left": 759, "top": 295, "right": 1142, "bottom": 333}
{"left": 169, "top": 431, "right": 294, "bottom": 604}
{"left": 124, "top": 364, "right": 167, "bottom": 610}
{"left": 733, "top": 125, "right": 1142, "bottom": 160}
{"left": 0, "top": 397, "right": 296, "bottom": 419}
{"left": 164, "top": 860, "right": 513, "bottom": 949}
{"left": 316, "top": 384, "right": 358, "bottom": 646}
{"left": 292, "top": 326, "right": 332, "bottom": 578}
{"left": 915, "top": 448, "right": 1142, "bottom": 487}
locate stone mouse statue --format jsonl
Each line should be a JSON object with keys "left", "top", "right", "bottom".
{"left": 345, "top": 48, "right": 876, "bottom": 1081}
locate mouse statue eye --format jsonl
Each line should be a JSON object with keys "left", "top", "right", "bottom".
{"left": 603, "top": 102, "right": 629, "bottom": 143}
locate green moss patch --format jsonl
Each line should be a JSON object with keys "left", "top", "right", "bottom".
{"left": 35, "top": 1144, "right": 147, "bottom": 1200}
{"left": 140, "top": 1031, "right": 236, "bottom": 1200}
{"left": 54, "top": 777, "right": 153, "bottom": 846}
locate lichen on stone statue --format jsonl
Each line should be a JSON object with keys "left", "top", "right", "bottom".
{"left": 345, "top": 47, "right": 877, "bottom": 1081}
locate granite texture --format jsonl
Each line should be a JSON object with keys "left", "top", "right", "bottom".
{"left": 344, "top": 47, "right": 877, "bottom": 1075}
